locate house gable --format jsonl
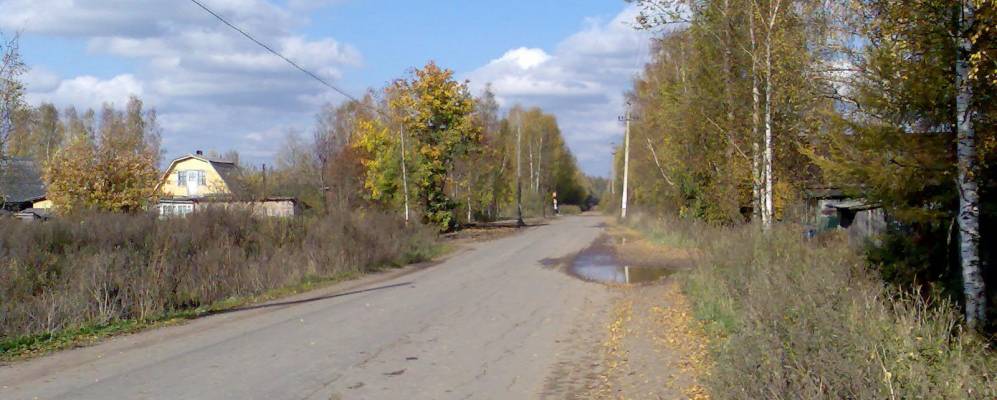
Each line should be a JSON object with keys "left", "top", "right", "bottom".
{"left": 158, "top": 155, "right": 238, "bottom": 198}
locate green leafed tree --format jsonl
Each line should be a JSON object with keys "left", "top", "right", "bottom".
{"left": 385, "top": 62, "right": 482, "bottom": 231}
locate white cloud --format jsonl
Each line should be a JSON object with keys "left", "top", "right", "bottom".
{"left": 466, "top": 6, "right": 652, "bottom": 176}
{"left": 2, "top": 0, "right": 358, "bottom": 164}
{"left": 22, "top": 66, "right": 61, "bottom": 93}
{"left": 494, "top": 47, "right": 552, "bottom": 70}
{"left": 28, "top": 74, "right": 144, "bottom": 110}
{"left": 0, "top": 0, "right": 295, "bottom": 38}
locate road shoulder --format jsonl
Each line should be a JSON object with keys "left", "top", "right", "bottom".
{"left": 539, "top": 218, "right": 711, "bottom": 399}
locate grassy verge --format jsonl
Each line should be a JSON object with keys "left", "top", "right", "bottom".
{"left": 621, "top": 213, "right": 997, "bottom": 399}
{"left": 0, "top": 243, "right": 446, "bottom": 362}
{"left": 1, "top": 210, "right": 446, "bottom": 362}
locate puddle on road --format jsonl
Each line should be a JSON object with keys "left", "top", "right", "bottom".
{"left": 564, "top": 237, "right": 673, "bottom": 285}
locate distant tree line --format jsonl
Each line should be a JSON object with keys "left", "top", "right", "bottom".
{"left": 266, "top": 62, "right": 590, "bottom": 231}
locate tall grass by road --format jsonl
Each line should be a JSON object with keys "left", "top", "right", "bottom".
{"left": 0, "top": 210, "right": 437, "bottom": 350}
{"left": 626, "top": 215, "right": 997, "bottom": 399}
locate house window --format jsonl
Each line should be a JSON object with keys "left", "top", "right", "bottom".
{"left": 178, "top": 204, "right": 194, "bottom": 215}
{"left": 177, "top": 170, "right": 207, "bottom": 186}
{"left": 158, "top": 203, "right": 194, "bottom": 218}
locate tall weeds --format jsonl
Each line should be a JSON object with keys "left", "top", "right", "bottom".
{"left": 630, "top": 215, "right": 997, "bottom": 399}
{"left": 0, "top": 209, "right": 437, "bottom": 340}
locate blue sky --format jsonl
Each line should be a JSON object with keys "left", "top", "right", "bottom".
{"left": 2, "top": 0, "right": 651, "bottom": 176}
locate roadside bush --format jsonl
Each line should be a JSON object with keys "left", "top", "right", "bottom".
{"left": 0, "top": 209, "right": 437, "bottom": 340}
{"left": 628, "top": 215, "right": 997, "bottom": 399}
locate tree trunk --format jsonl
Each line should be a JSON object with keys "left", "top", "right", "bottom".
{"left": 528, "top": 141, "right": 534, "bottom": 194}
{"left": 516, "top": 124, "right": 524, "bottom": 226}
{"left": 536, "top": 136, "right": 543, "bottom": 192}
{"left": 763, "top": 23, "right": 775, "bottom": 228}
{"left": 956, "top": 0, "right": 984, "bottom": 327}
{"left": 646, "top": 137, "right": 675, "bottom": 186}
{"left": 722, "top": 0, "right": 739, "bottom": 218}
{"left": 750, "top": 0, "right": 763, "bottom": 224}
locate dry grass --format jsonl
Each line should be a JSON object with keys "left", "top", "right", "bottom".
{"left": 626, "top": 213, "right": 997, "bottom": 399}
{"left": 0, "top": 209, "right": 437, "bottom": 346}
{"left": 606, "top": 222, "right": 698, "bottom": 269}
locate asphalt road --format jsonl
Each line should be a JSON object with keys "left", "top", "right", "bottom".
{"left": 0, "top": 215, "right": 610, "bottom": 400}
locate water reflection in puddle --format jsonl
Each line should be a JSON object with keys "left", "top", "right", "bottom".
{"left": 569, "top": 250, "right": 672, "bottom": 284}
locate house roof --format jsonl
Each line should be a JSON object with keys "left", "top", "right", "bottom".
{"left": 208, "top": 159, "right": 245, "bottom": 195}
{"left": 0, "top": 157, "right": 47, "bottom": 204}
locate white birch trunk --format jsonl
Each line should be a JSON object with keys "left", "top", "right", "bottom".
{"left": 763, "top": 24, "right": 775, "bottom": 228}
{"left": 956, "top": 0, "right": 984, "bottom": 327}
{"left": 750, "top": 0, "right": 763, "bottom": 224}
{"left": 536, "top": 136, "right": 543, "bottom": 192}
{"left": 527, "top": 141, "right": 534, "bottom": 194}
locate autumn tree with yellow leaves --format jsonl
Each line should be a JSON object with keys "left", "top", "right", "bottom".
{"left": 353, "top": 62, "right": 481, "bottom": 231}
{"left": 45, "top": 97, "right": 161, "bottom": 213}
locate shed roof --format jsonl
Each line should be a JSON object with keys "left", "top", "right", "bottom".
{"left": 0, "top": 157, "right": 47, "bottom": 204}
{"left": 829, "top": 200, "right": 880, "bottom": 211}
{"left": 804, "top": 186, "right": 847, "bottom": 199}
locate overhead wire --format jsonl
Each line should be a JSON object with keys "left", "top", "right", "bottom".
{"left": 187, "top": 0, "right": 362, "bottom": 105}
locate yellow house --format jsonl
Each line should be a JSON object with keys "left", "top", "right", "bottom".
{"left": 157, "top": 151, "right": 241, "bottom": 199}
{"left": 155, "top": 151, "right": 299, "bottom": 218}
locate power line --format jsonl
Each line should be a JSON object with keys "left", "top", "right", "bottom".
{"left": 187, "top": 0, "right": 361, "bottom": 104}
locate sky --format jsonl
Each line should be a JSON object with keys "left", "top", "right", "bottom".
{"left": 1, "top": 0, "right": 653, "bottom": 177}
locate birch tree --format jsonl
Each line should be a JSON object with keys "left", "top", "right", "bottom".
{"left": 749, "top": 0, "right": 764, "bottom": 223}
{"left": 760, "top": 0, "right": 784, "bottom": 227}
{"left": 955, "top": 0, "right": 984, "bottom": 327}
{"left": 0, "top": 32, "right": 26, "bottom": 161}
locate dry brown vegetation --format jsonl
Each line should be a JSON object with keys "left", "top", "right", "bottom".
{"left": 0, "top": 209, "right": 437, "bottom": 342}
{"left": 625, "top": 214, "right": 997, "bottom": 399}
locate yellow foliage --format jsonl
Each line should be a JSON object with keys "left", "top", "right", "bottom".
{"left": 45, "top": 133, "right": 158, "bottom": 213}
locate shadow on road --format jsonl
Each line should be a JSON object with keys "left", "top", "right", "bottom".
{"left": 205, "top": 282, "right": 415, "bottom": 316}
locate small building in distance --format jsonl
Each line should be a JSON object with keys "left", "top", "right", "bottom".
{"left": 155, "top": 151, "right": 300, "bottom": 218}
{"left": 804, "top": 186, "right": 887, "bottom": 244}
{"left": 0, "top": 157, "right": 50, "bottom": 212}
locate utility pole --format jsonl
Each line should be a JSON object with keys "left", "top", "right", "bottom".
{"left": 516, "top": 122, "right": 525, "bottom": 227}
{"left": 399, "top": 124, "right": 410, "bottom": 224}
{"left": 619, "top": 103, "right": 635, "bottom": 219}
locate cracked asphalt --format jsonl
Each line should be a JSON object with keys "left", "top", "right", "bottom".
{"left": 0, "top": 215, "right": 612, "bottom": 400}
